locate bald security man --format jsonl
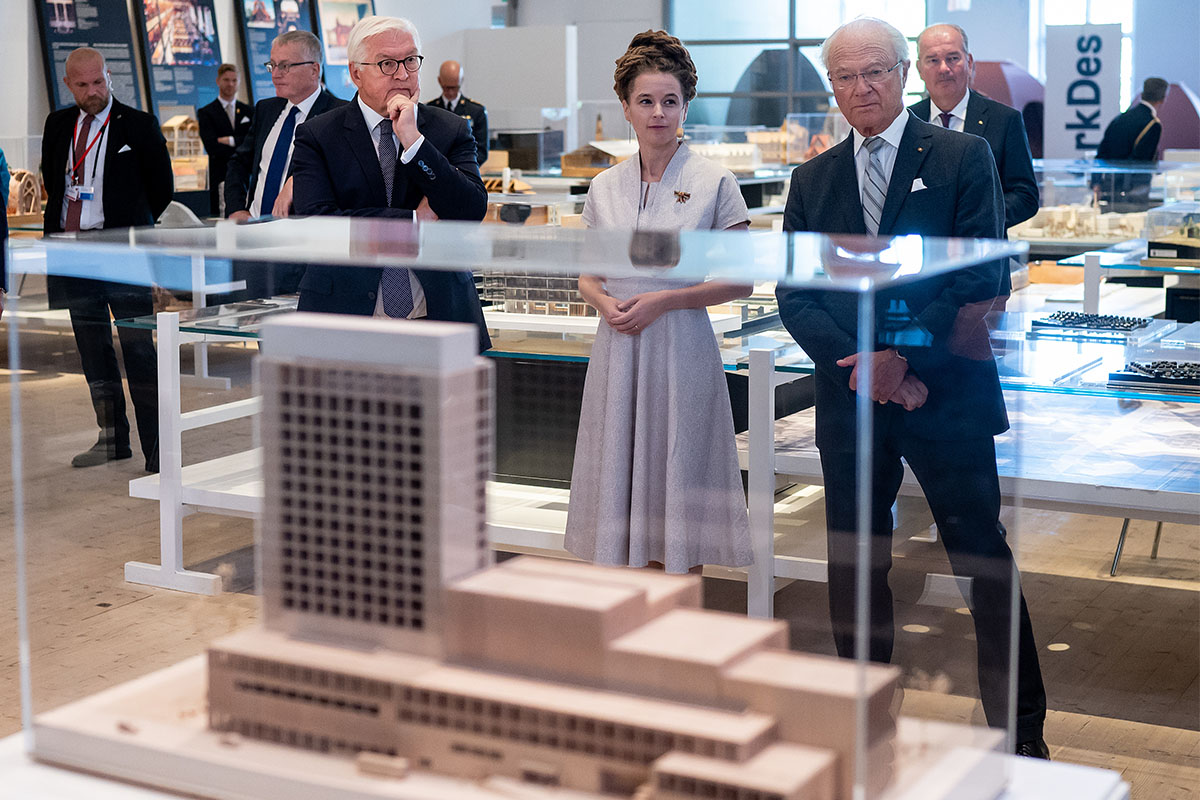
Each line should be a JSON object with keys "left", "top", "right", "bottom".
{"left": 427, "top": 59, "right": 488, "bottom": 166}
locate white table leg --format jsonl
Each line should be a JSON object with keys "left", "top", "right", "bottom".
{"left": 746, "top": 349, "right": 776, "bottom": 618}
{"left": 181, "top": 255, "right": 234, "bottom": 391}
{"left": 125, "top": 311, "right": 222, "bottom": 595}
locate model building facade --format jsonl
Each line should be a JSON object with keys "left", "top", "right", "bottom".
{"left": 209, "top": 313, "right": 901, "bottom": 800}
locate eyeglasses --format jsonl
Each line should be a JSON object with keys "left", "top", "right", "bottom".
{"left": 357, "top": 55, "right": 424, "bottom": 76}
{"left": 264, "top": 60, "right": 317, "bottom": 75}
{"left": 830, "top": 61, "right": 903, "bottom": 89}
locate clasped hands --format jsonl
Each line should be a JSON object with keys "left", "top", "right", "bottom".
{"left": 837, "top": 348, "right": 928, "bottom": 411}
{"left": 597, "top": 291, "right": 670, "bottom": 336}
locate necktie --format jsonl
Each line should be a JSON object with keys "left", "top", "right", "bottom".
{"left": 226, "top": 102, "right": 236, "bottom": 130}
{"left": 938, "top": 111, "right": 953, "bottom": 128}
{"left": 376, "top": 118, "right": 414, "bottom": 318}
{"left": 861, "top": 136, "right": 889, "bottom": 236}
{"left": 64, "top": 113, "right": 95, "bottom": 233}
{"left": 260, "top": 105, "right": 299, "bottom": 217}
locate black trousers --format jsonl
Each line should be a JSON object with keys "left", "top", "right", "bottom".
{"left": 64, "top": 278, "right": 158, "bottom": 465}
{"left": 819, "top": 433, "right": 1047, "bottom": 742}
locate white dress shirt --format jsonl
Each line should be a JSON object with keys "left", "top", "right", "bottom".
{"left": 927, "top": 90, "right": 971, "bottom": 132}
{"left": 249, "top": 86, "right": 322, "bottom": 216}
{"left": 443, "top": 95, "right": 459, "bottom": 113}
{"left": 852, "top": 110, "right": 909, "bottom": 211}
{"left": 356, "top": 95, "right": 427, "bottom": 319}
{"left": 60, "top": 95, "right": 113, "bottom": 231}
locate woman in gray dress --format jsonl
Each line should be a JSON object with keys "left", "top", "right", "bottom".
{"left": 564, "top": 30, "right": 754, "bottom": 574}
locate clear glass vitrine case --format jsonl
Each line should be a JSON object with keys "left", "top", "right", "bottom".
{"left": 5, "top": 220, "right": 1038, "bottom": 799}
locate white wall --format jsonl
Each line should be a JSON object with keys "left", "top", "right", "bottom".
{"left": 374, "top": 0, "right": 496, "bottom": 100}
{"left": 924, "top": 0, "right": 1032, "bottom": 71}
{"left": 1134, "top": 0, "right": 1200, "bottom": 97}
{"left": 517, "top": 0, "right": 664, "bottom": 148}
{"left": 1, "top": 0, "right": 55, "bottom": 172}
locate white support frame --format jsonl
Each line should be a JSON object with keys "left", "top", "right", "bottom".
{"left": 181, "top": 254, "right": 246, "bottom": 391}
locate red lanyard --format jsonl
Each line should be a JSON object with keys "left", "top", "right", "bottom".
{"left": 70, "top": 114, "right": 110, "bottom": 180}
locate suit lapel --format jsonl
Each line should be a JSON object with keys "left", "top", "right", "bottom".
{"left": 343, "top": 99, "right": 389, "bottom": 206}
{"left": 878, "top": 116, "right": 931, "bottom": 235}
{"left": 829, "top": 134, "right": 865, "bottom": 234}
{"left": 966, "top": 92, "right": 991, "bottom": 138}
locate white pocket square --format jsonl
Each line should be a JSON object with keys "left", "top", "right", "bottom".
{"left": 910, "top": 178, "right": 927, "bottom": 192}
{"left": 240, "top": 116, "right": 250, "bottom": 123}
{"left": 118, "top": 144, "right": 132, "bottom": 153}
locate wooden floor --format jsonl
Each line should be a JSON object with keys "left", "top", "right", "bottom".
{"left": 0, "top": 324, "right": 1196, "bottom": 799}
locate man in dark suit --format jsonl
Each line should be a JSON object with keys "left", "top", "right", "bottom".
{"left": 1098, "top": 77, "right": 1169, "bottom": 161}
{"left": 197, "top": 63, "right": 252, "bottom": 216}
{"left": 775, "top": 18, "right": 1048, "bottom": 758}
{"left": 909, "top": 23, "right": 1038, "bottom": 229}
{"left": 42, "top": 47, "right": 173, "bottom": 472}
{"left": 291, "top": 16, "right": 490, "bottom": 352}
{"left": 223, "top": 30, "right": 343, "bottom": 298}
{"left": 427, "top": 60, "right": 488, "bottom": 166}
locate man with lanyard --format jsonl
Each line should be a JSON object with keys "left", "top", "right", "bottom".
{"left": 41, "top": 47, "right": 173, "bottom": 472}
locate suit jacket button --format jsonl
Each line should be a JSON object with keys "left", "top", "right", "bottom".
{"left": 368, "top": 291, "right": 377, "bottom": 300}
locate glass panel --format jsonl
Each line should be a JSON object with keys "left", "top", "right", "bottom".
{"left": 794, "top": 4, "right": 844, "bottom": 39}
{"left": 670, "top": 0, "right": 790, "bottom": 41}
{"left": 685, "top": 96, "right": 734, "bottom": 127}
{"left": 689, "top": 44, "right": 791, "bottom": 96}
{"left": 834, "top": 0, "right": 927, "bottom": 37}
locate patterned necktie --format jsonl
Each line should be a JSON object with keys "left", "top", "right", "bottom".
{"left": 861, "top": 136, "right": 889, "bottom": 236}
{"left": 64, "top": 113, "right": 95, "bottom": 233}
{"left": 376, "top": 118, "right": 414, "bottom": 318}
{"left": 938, "top": 111, "right": 953, "bottom": 128}
{"left": 260, "top": 105, "right": 299, "bottom": 217}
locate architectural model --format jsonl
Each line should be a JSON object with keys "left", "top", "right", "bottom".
{"left": 1009, "top": 204, "right": 1147, "bottom": 240}
{"left": 203, "top": 312, "right": 901, "bottom": 800}
{"left": 479, "top": 272, "right": 598, "bottom": 317}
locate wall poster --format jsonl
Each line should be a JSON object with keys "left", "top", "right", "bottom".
{"left": 134, "top": 0, "right": 224, "bottom": 119}
{"left": 235, "top": 0, "right": 317, "bottom": 104}
{"left": 312, "top": 0, "right": 374, "bottom": 100}
{"left": 36, "top": 0, "right": 146, "bottom": 112}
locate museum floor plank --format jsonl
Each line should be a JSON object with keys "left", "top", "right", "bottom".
{"left": 0, "top": 326, "right": 1196, "bottom": 799}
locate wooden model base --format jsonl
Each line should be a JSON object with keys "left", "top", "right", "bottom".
{"left": 32, "top": 656, "right": 1009, "bottom": 800}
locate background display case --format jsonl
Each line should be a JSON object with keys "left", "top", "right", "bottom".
{"left": 4, "top": 221, "right": 1138, "bottom": 799}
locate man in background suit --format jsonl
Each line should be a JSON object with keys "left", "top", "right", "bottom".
{"left": 197, "top": 63, "right": 252, "bottom": 216}
{"left": 909, "top": 23, "right": 1038, "bottom": 229}
{"left": 427, "top": 60, "right": 488, "bottom": 166}
{"left": 224, "top": 31, "right": 343, "bottom": 222}
{"left": 774, "top": 17, "right": 1048, "bottom": 758}
{"left": 291, "top": 15, "right": 490, "bottom": 352}
{"left": 223, "top": 30, "right": 342, "bottom": 298}
{"left": 1098, "top": 76, "right": 1169, "bottom": 161}
{"left": 42, "top": 47, "right": 173, "bottom": 472}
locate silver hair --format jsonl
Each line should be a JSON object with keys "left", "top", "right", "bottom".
{"left": 916, "top": 23, "right": 970, "bottom": 58}
{"left": 347, "top": 16, "right": 422, "bottom": 64}
{"left": 820, "top": 17, "right": 910, "bottom": 72}
{"left": 272, "top": 30, "right": 322, "bottom": 63}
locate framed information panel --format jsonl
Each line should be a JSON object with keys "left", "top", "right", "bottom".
{"left": 134, "top": 0, "right": 224, "bottom": 118}
{"left": 35, "top": 0, "right": 146, "bottom": 112}
{"left": 312, "top": 0, "right": 374, "bottom": 100}
{"left": 235, "top": 0, "right": 317, "bottom": 104}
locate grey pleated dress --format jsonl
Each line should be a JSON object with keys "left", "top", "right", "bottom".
{"left": 564, "top": 144, "right": 753, "bottom": 573}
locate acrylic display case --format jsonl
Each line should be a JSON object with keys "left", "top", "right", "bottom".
{"left": 4, "top": 220, "right": 1135, "bottom": 799}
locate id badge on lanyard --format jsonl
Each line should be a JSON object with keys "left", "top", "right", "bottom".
{"left": 68, "top": 116, "right": 108, "bottom": 202}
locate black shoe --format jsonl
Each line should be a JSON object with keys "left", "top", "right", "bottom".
{"left": 71, "top": 440, "right": 133, "bottom": 468}
{"left": 145, "top": 458, "right": 159, "bottom": 474}
{"left": 1015, "top": 737, "right": 1050, "bottom": 760}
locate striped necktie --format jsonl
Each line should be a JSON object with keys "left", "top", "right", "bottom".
{"left": 861, "top": 136, "right": 889, "bottom": 236}
{"left": 376, "top": 118, "right": 414, "bottom": 318}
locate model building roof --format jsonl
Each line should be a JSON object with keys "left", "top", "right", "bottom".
{"left": 497, "top": 556, "right": 701, "bottom": 615}
{"left": 609, "top": 608, "right": 786, "bottom": 667}
{"left": 724, "top": 648, "right": 899, "bottom": 696}
{"left": 654, "top": 742, "right": 837, "bottom": 795}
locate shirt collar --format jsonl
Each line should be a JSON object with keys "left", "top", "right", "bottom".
{"left": 853, "top": 109, "right": 909, "bottom": 154}
{"left": 79, "top": 95, "right": 114, "bottom": 126}
{"left": 932, "top": 89, "right": 971, "bottom": 123}
{"left": 1140, "top": 99, "right": 1158, "bottom": 118}
{"left": 220, "top": 96, "right": 236, "bottom": 110}
{"left": 289, "top": 86, "right": 322, "bottom": 118}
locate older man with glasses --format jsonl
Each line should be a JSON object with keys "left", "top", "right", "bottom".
{"left": 775, "top": 17, "right": 1050, "bottom": 760}
{"left": 289, "top": 15, "right": 490, "bottom": 352}
{"left": 224, "top": 30, "right": 345, "bottom": 222}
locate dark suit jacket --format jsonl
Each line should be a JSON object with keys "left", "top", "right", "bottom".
{"left": 908, "top": 91, "right": 1039, "bottom": 227}
{"left": 291, "top": 99, "right": 490, "bottom": 351}
{"left": 42, "top": 99, "right": 174, "bottom": 306}
{"left": 1, "top": 207, "right": 7, "bottom": 293}
{"left": 776, "top": 112, "right": 1009, "bottom": 449}
{"left": 223, "top": 89, "right": 344, "bottom": 216}
{"left": 427, "top": 94, "right": 488, "bottom": 166}
{"left": 198, "top": 97, "right": 252, "bottom": 211}
{"left": 1097, "top": 102, "right": 1162, "bottom": 161}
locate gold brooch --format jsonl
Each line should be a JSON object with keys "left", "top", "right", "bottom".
{"left": 674, "top": 190, "right": 690, "bottom": 204}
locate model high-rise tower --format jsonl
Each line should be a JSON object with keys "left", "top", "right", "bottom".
{"left": 256, "top": 314, "right": 492, "bottom": 655}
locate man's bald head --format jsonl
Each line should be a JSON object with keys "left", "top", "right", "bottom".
{"left": 63, "top": 47, "right": 112, "bottom": 115}
{"left": 438, "top": 60, "right": 463, "bottom": 102}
